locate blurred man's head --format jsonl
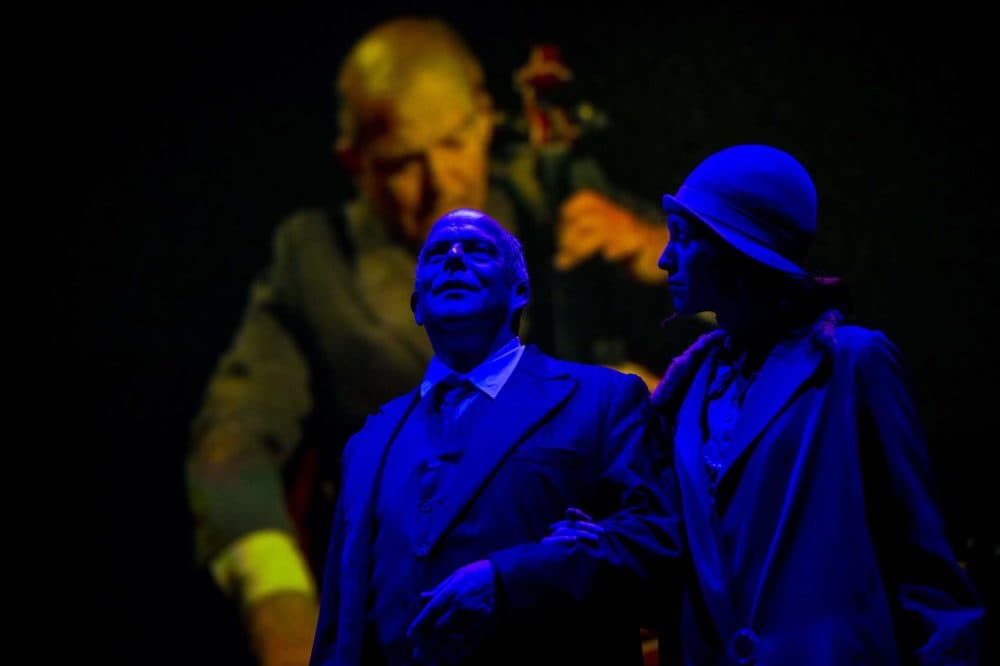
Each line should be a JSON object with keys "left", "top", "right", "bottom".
{"left": 336, "top": 18, "right": 494, "bottom": 249}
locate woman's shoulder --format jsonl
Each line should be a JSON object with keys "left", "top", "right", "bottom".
{"left": 832, "top": 324, "right": 893, "bottom": 354}
{"left": 825, "top": 324, "right": 909, "bottom": 381}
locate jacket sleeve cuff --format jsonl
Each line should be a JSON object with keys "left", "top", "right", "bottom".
{"left": 209, "top": 529, "right": 317, "bottom": 606}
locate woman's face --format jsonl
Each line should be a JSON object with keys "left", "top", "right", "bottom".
{"left": 658, "top": 214, "right": 730, "bottom": 316}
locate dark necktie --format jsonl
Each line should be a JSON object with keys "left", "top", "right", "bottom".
{"left": 435, "top": 374, "right": 477, "bottom": 445}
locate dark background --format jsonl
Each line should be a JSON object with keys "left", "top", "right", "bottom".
{"left": 66, "top": 2, "right": 995, "bottom": 662}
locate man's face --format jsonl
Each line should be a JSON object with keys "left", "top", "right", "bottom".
{"left": 412, "top": 216, "right": 524, "bottom": 330}
{"left": 354, "top": 71, "right": 493, "bottom": 247}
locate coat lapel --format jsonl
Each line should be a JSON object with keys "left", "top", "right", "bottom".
{"left": 672, "top": 344, "right": 744, "bottom": 634}
{"left": 342, "top": 390, "right": 421, "bottom": 524}
{"left": 336, "top": 390, "right": 420, "bottom": 665}
{"left": 673, "top": 345, "right": 717, "bottom": 500}
{"left": 718, "top": 335, "right": 824, "bottom": 485}
{"left": 423, "top": 347, "right": 577, "bottom": 553}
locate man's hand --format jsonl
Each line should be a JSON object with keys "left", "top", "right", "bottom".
{"left": 543, "top": 507, "right": 605, "bottom": 545}
{"left": 246, "top": 591, "right": 319, "bottom": 666}
{"left": 554, "top": 190, "right": 669, "bottom": 285}
{"left": 407, "top": 560, "right": 496, "bottom": 661}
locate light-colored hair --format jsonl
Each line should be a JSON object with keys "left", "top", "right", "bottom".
{"left": 336, "top": 17, "right": 486, "bottom": 149}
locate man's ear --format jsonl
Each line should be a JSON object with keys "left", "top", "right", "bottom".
{"left": 334, "top": 137, "right": 362, "bottom": 177}
{"left": 511, "top": 280, "right": 530, "bottom": 311}
{"left": 474, "top": 91, "right": 496, "bottom": 141}
{"left": 411, "top": 291, "right": 422, "bottom": 325}
{"left": 475, "top": 89, "right": 494, "bottom": 114}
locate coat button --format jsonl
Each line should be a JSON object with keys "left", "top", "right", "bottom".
{"left": 414, "top": 543, "right": 429, "bottom": 558}
{"left": 418, "top": 500, "right": 433, "bottom": 513}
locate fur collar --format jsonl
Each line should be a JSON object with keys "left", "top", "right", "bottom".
{"left": 651, "top": 309, "right": 843, "bottom": 411}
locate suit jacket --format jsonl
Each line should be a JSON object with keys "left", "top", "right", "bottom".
{"left": 311, "top": 346, "right": 682, "bottom": 666}
{"left": 653, "top": 319, "right": 982, "bottom": 665}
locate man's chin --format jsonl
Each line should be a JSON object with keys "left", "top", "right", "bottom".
{"left": 431, "top": 310, "right": 483, "bottom": 325}
{"left": 426, "top": 307, "right": 506, "bottom": 331}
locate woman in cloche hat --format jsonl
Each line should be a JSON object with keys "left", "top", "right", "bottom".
{"left": 555, "top": 144, "right": 983, "bottom": 665}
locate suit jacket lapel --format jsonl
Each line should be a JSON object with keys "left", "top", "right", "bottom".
{"left": 719, "top": 335, "right": 824, "bottom": 484}
{"left": 342, "top": 390, "right": 421, "bottom": 525}
{"left": 423, "top": 347, "right": 577, "bottom": 553}
{"left": 336, "top": 390, "right": 419, "bottom": 665}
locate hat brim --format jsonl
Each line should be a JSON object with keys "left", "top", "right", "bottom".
{"left": 661, "top": 194, "right": 807, "bottom": 276}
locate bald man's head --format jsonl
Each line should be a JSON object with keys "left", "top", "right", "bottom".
{"left": 336, "top": 18, "right": 487, "bottom": 149}
{"left": 334, "top": 18, "right": 495, "bottom": 248}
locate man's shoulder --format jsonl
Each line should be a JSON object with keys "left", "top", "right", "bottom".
{"left": 343, "top": 389, "right": 419, "bottom": 457}
{"left": 273, "top": 206, "right": 340, "bottom": 241}
{"left": 365, "top": 389, "right": 420, "bottom": 424}
{"left": 524, "top": 346, "right": 643, "bottom": 390}
{"left": 265, "top": 205, "right": 363, "bottom": 269}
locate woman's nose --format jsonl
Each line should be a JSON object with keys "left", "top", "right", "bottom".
{"left": 658, "top": 243, "right": 673, "bottom": 271}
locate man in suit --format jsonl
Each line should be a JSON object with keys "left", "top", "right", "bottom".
{"left": 309, "top": 208, "right": 680, "bottom": 665}
{"left": 186, "top": 18, "right": 695, "bottom": 665}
